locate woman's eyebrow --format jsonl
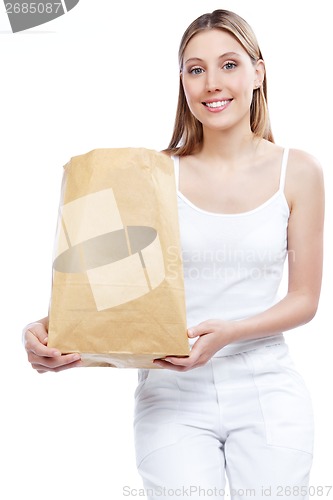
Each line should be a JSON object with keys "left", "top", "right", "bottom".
{"left": 184, "top": 51, "right": 240, "bottom": 65}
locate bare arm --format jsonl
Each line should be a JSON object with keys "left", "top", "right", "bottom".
{"left": 225, "top": 149, "right": 324, "bottom": 341}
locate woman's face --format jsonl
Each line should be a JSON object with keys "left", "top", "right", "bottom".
{"left": 181, "top": 29, "right": 264, "bottom": 133}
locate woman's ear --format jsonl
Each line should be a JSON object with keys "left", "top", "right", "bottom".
{"left": 254, "top": 59, "right": 265, "bottom": 89}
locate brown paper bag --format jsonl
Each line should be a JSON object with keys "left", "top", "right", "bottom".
{"left": 47, "top": 148, "right": 190, "bottom": 368}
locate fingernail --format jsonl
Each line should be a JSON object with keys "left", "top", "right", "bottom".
{"left": 52, "top": 350, "right": 61, "bottom": 356}
{"left": 72, "top": 354, "right": 81, "bottom": 361}
{"left": 187, "top": 329, "right": 194, "bottom": 337}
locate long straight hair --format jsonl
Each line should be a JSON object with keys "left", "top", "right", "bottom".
{"left": 164, "top": 10, "right": 274, "bottom": 157}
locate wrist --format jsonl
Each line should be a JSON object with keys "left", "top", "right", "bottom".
{"left": 221, "top": 319, "right": 245, "bottom": 346}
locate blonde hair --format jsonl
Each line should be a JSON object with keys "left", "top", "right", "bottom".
{"left": 164, "top": 9, "right": 274, "bottom": 156}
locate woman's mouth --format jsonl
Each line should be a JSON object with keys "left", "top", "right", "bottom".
{"left": 202, "top": 99, "right": 232, "bottom": 112}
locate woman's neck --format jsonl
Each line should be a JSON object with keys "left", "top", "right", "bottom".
{"left": 198, "top": 126, "right": 262, "bottom": 167}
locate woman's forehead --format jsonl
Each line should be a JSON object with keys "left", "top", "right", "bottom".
{"left": 183, "top": 29, "right": 247, "bottom": 62}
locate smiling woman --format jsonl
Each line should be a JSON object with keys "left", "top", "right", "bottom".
{"left": 22, "top": 7, "right": 325, "bottom": 500}
{"left": 135, "top": 9, "right": 324, "bottom": 500}
{"left": 181, "top": 30, "right": 265, "bottom": 136}
{"left": 166, "top": 10, "right": 273, "bottom": 158}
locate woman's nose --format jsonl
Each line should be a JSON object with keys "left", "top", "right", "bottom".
{"left": 205, "top": 70, "right": 222, "bottom": 92}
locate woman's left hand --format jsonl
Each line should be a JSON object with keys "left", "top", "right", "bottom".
{"left": 153, "top": 319, "right": 232, "bottom": 371}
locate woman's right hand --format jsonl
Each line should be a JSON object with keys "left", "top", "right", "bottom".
{"left": 23, "top": 318, "right": 81, "bottom": 373}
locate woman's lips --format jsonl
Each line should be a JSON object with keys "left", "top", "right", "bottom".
{"left": 202, "top": 99, "right": 232, "bottom": 112}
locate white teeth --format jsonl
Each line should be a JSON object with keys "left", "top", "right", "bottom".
{"left": 205, "top": 100, "right": 229, "bottom": 108}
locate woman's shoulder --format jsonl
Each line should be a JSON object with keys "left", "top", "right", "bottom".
{"left": 287, "top": 148, "right": 323, "bottom": 185}
{"left": 284, "top": 148, "right": 324, "bottom": 210}
{"left": 159, "top": 149, "right": 178, "bottom": 159}
{"left": 160, "top": 151, "right": 172, "bottom": 158}
{"left": 288, "top": 147, "right": 322, "bottom": 169}
{"left": 263, "top": 140, "right": 322, "bottom": 173}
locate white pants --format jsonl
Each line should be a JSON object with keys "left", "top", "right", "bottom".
{"left": 133, "top": 342, "right": 314, "bottom": 500}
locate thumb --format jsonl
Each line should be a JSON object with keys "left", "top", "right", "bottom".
{"left": 188, "top": 320, "right": 216, "bottom": 338}
{"left": 24, "top": 322, "right": 48, "bottom": 344}
{"left": 187, "top": 326, "right": 200, "bottom": 338}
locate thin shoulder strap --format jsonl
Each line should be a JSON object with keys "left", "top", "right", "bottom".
{"left": 279, "top": 148, "right": 289, "bottom": 192}
{"left": 171, "top": 155, "right": 180, "bottom": 190}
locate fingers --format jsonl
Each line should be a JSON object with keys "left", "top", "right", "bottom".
{"left": 23, "top": 320, "right": 81, "bottom": 373}
{"left": 153, "top": 359, "right": 188, "bottom": 371}
{"left": 153, "top": 330, "right": 218, "bottom": 371}
{"left": 29, "top": 353, "right": 82, "bottom": 373}
{"left": 154, "top": 349, "right": 202, "bottom": 371}
{"left": 24, "top": 326, "right": 61, "bottom": 358}
{"left": 187, "top": 320, "right": 216, "bottom": 339}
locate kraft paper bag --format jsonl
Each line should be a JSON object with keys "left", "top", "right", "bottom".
{"left": 47, "top": 148, "right": 190, "bottom": 368}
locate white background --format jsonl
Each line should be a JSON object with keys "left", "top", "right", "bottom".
{"left": 1, "top": 0, "right": 332, "bottom": 498}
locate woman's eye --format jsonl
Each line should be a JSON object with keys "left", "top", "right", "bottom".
{"left": 223, "top": 62, "right": 237, "bottom": 70}
{"left": 190, "top": 67, "right": 204, "bottom": 75}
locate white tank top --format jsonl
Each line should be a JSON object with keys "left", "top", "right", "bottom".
{"left": 172, "top": 149, "right": 290, "bottom": 356}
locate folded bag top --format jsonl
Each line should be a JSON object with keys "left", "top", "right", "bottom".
{"left": 48, "top": 147, "right": 189, "bottom": 368}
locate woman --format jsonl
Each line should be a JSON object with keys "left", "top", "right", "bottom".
{"left": 23, "top": 10, "right": 324, "bottom": 500}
